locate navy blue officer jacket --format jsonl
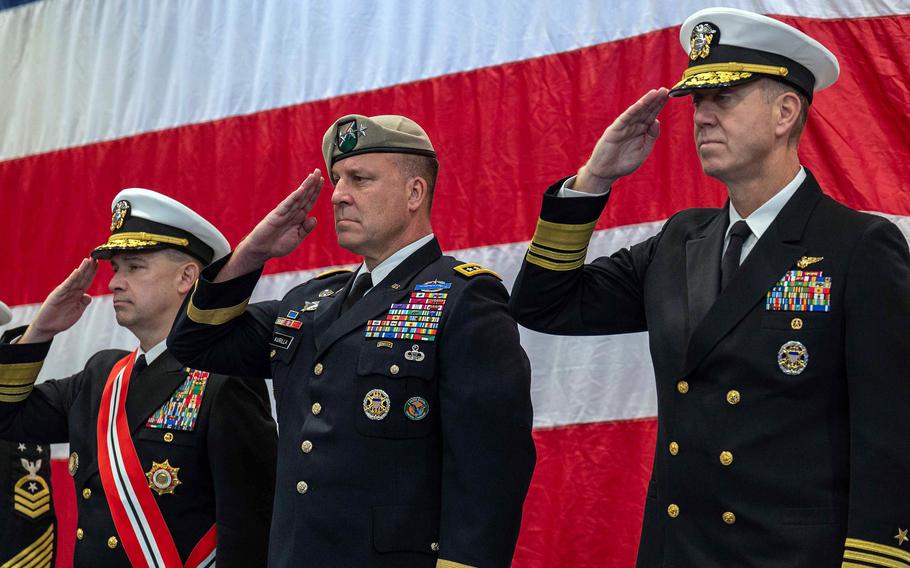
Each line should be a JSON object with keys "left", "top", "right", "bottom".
{"left": 0, "top": 331, "right": 277, "bottom": 567}
{"left": 0, "top": 439, "right": 55, "bottom": 567}
{"left": 510, "top": 171, "right": 910, "bottom": 568}
{"left": 168, "top": 238, "right": 536, "bottom": 568}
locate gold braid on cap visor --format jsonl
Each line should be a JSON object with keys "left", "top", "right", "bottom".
{"left": 672, "top": 62, "right": 789, "bottom": 89}
{"left": 94, "top": 231, "right": 190, "bottom": 251}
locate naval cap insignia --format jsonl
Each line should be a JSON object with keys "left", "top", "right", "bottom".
{"left": 363, "top": 389, "right": 391, "bottom": 420}
{"left": 336, "top": 119, "right": 367, "bottom": 153}
{"left": 110, "top": 200, "right": 131, "bottom": 231}
{"left": 690, "top": 22, "right": 718, "bottom": 61}
{"left": 777, "top": 340, "right": 809, "bottom": 375}
{"left": 404, "top": 396, "right": 430, "bottom": 421}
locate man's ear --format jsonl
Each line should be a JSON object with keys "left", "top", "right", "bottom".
{"left": 176, "top": 261, "right": 201, "bottom": 296}
{"left": 776, "top": 91, "right": 802, "bottom": 141}
{"left": 406, "top": 176, "right": 429, "bottom": 212}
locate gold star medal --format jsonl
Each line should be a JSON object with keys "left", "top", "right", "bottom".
{"left": 146, "top": 460, "right": 181, "bottom": 496}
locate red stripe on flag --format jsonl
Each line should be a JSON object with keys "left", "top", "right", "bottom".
{"left": 1, "top": 15, "right": 908, "bottom": 305}
{"left": 514, "top": 418, "right": 658, "bottom": 568}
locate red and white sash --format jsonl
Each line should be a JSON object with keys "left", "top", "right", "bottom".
{"left": 97, "top": 350, "right": 216, "bottom": 568}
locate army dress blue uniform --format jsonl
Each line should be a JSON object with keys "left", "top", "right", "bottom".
{"left": 0, "top": 439, "right": 55, "bottom": 567}
{"left": 168, "top": 237, "right": 536, "bottom": 568}
{"left": 0, "top": 331, "right": 277, "bottom": 568}
{"left": 510, "top": 171, "right": 910, "bottom": 567}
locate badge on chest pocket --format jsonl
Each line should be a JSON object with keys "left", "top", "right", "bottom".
{"left": 355, "top": 341, "right": 437, "bottom": 439}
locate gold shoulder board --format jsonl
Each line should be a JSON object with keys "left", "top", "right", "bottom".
{"left": 314, "top": 268, "right": 353, "bottom": 280}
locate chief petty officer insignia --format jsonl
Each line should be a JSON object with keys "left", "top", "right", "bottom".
{"left": 14, "top": 458, "right": 51, "bottom": 519}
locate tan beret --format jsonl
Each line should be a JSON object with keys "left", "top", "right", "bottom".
{"left": 322, "top": 114, "right": 436, "bottom": 174}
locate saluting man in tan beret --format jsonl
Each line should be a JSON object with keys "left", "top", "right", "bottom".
{"left": 169, "top": 114, "right": 536, "bottom": 567}
{"left": 511, "top": 7, "right": 910, "bottom": 568}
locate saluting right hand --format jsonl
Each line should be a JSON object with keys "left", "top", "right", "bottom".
{"left": 20, "top": 258, "right": 98, "bottom": 344}
{"left": 574, "top": 88, "right": 669, "bottom": 194}
{"left": 216, "top": 169, "right": 324, "bottom": 282}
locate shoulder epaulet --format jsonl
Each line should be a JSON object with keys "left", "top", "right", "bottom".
{"left": 314, "top": 268, "right": 353, "bottom": 280}
{"left": 453, "top": 263, "right": 502, "bottom": 281}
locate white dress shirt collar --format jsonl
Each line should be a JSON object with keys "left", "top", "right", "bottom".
{"left": 138, "top": 339, "right": 168, "bottom": 365}
{"left": 353, "top": 233, "right": 436, "bottom": 291}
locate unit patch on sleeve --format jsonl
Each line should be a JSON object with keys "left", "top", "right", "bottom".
{"left": 364, "top": 291, "right": 447, "bottom": 342}
{"left": 146, "top": 369, "right": 209, "bottom": 431}
{"left": 766, "top": 270, "right": 831, "bottom": 312}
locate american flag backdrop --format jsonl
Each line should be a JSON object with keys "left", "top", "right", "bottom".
{"left": 0, "top": 1, "right": 907, "bottom": 566}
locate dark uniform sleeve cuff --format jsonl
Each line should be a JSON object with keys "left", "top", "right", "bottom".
{"left": 525, "top": 177, "right": 610, "bottom": 272}
{"left": 0, "top": 326, "right": 49, "bottom": 403}
{"left": 187, "top": 252, "right": 264, "bottom": 326}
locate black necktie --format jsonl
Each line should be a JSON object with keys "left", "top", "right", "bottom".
{"left": 341, "top": 273, "right": 372, "bottom": 314}
{"left": 132, "top": 354, "right": 148, "bottom": 378}
{"left": 721, "top": 220, "right": 752, "bottom": 290}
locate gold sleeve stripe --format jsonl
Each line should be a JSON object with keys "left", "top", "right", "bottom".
{"left": 1, "top": 523, "right": 53, "bottom": 568}
{"left": 846, "top": 538, "right": 910, "bottom": 563}
{"left": 0, "top": 392, "right": 35, "bottom": 403}
{"left": 531, "top": 218, "right": 597, "bottom": 251}
{"left": 528, "top": 243, "right": 587, "bottom": 263}
{"left": 843, "top": 550, "right": 909, "bottom": 568}
{"left": 526, "top": 252, "right": 585, "bottom": 272}
{"left": 436, "top": 560, "right": 477, "bottom": 568}
{"left": 0, "top": 384, "right": 37, "bottom": 396}
{"left": 186, "top": 283, "right": 249, "bottom": 326}
{"left": 0, "top": 361, "right": 43, "bottom": 383}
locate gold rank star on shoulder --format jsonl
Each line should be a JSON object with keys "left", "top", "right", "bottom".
{"left": 896, "top": 527, "right": 909, "bottom": 547}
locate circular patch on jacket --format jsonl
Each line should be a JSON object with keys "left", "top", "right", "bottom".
{"left": 68, "top": 452, "right": 79, "bottom": 476}
{"left": 404, "top": 397, "right": 430, "bottom": 421}
{"left": 777, "top": 341, "right": 808, "bottom": 375}
{"left": 363, "top": 389, "right": 391, "bottom": 420}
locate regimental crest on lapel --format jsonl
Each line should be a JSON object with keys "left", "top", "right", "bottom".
{"left": 145, "top": 368, "right": 210, "bottom": 431}
{"left": 689, "top": 22, "right": 718, "bottom": 60}
{"left": 14, "top": 459, "right": 50, "bottom": 519}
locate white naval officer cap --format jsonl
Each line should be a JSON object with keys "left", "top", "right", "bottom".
{"left": 669, "top": 7, "right": 840, "bottom": 102}
{"left": 91, "top": 188, "right": 230, "bottom": 265}
{"left": 0, "top": 301, "right": 11, "bottom": 326}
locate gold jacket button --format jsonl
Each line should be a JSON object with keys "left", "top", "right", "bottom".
{"left": 107, "top": 536, "right": 119, "bottom": 549}
{"left": 296, "top": 481, "right": 309, "bottom": 494}
{"left": 311, "top": 403, "right": 322, "bottom": 415}
{"left": 430, "top": 542, "right": 440, "bottom": 552}
{"left": 677, "top": 381, "right": 689, "bottom": 394}
{"left": 163, "top": 432, "right": 174, "bottom": 443}
{"left": 669, "top": 442, "right": 679, "bottom": 456}
{"left": 726, "top": 390, "right": 741, "bottom": 405}
{"left": 791, "top": 317, "right": 803, "bottom": 330}
{"left": 667, "top": 504, "right": 680, "bottom": 518}
{"left": 82, "top": 488, "right": 92, "bottom": 500}
{"left": 314, "top": 363, "right": 324, "bottom": 376}
{"left": 390, "top": 364, "right": 400, "bottom": 375}
{"left": 719, "top": 451, "right": 734, "bottom": 466}
{"left": 76, "top": 528, "right": 84, "bottom": 540}
{"left": 301, "top": 440, "right": 313, "bottom": 453}
{"left": 723, "top": 511, "right": 737, "bottom": 525}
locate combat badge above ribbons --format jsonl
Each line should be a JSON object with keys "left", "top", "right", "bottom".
{"left": 777, "top": 341, "right": 809, "bottom": 375}
{"left": 363, "top": 389, "right": 391, "bottom": 421}
{"left": 146, "top": 459, "right": 181, "bottom": 496}
{"left": 14, "top": 459, "right": 51, "bottom": 519}
{"left": 689, "top": 22, "right": 718, "bottom": 60}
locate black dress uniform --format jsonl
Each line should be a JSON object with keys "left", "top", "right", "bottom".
{"left": 167, "top": 237, "right": 536, "bottom": 568}
{"left": 0, "top": 439, "right": 55, "bottom": 567}
{"left": 0, "top": 331, "right": 277, "bottom": 567}
{"left": 510, "top": 171, "right": 910, "bottom": 567}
